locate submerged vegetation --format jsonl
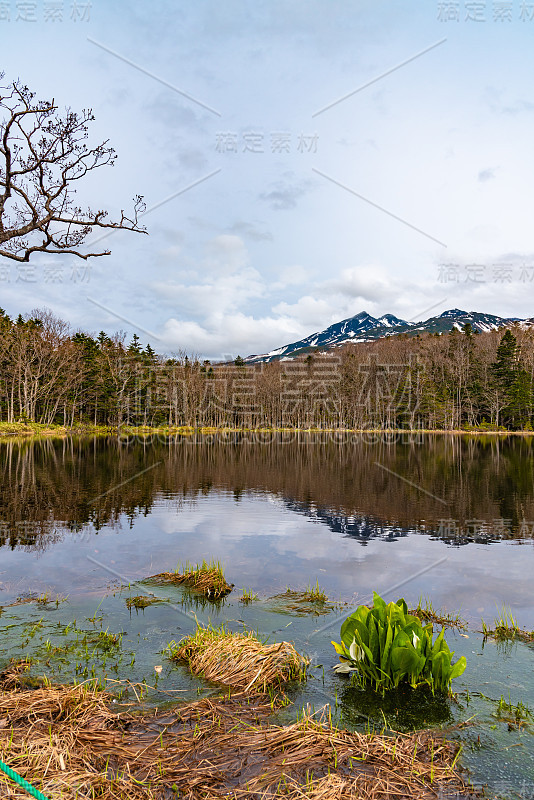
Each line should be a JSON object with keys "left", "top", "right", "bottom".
{"left": 1, "top": 608, "right": 136, "bottom": 686}
{"left": 493, "top": 694, "right": 533, "bottom": 729}
{"left": 2, "top": 593, "right": 67, "bottom": 610}
{"left": 0, "top": 540, "right": 522, "bottom": 797}
{"left": 0, "top": 660, "right": 469, "bottom": 800}
{"left": 167, "top": 624, "right": 307, "bottom": 692}
{"left": 125, "top": 595, "right": 163, "bottom": 611}
{"left": 332, "top": 593, "right": 467, "bottom": 694}
{"left": 482, "top": 607, "right": 534, "bottom": 642}
{"left": 270, "top": 582, "right": 339, "bottom": 616}
{"left": 148, "top": 559, "right": 233, "bottom": 600}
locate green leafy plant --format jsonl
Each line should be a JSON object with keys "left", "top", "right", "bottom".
{"left": 332, "top": 592, "right": 466, "bottom": 694}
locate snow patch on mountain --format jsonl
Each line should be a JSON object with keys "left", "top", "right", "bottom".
{"left": 244, "top": 309, "right": 525, "bottom": 364}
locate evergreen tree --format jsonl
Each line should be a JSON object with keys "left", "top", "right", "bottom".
{"left": 491, "top": 330, "right": 533, "bottom": 428}
{"left": 492, "top": 330, "right": 518, "bottom": 389}
{"left": 144, "top": 343, "right": 157, "bottom": 363}
{"left": 128, "top": 334, "right": 142, "bottom": 355}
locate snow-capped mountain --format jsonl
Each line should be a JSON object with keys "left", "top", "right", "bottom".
{"left": 244, "top": 309, "right": 526, "bottom": 363}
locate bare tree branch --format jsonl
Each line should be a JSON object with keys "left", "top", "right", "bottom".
{"left": 0, "top": 72, "right": 147, "bottom": 262}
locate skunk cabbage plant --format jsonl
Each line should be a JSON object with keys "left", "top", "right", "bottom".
{"left": 332, "top": 592, "right": 466, "bottom": 694}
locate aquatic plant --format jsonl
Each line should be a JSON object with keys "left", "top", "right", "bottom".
{"left": 149, "top": 559, "right": 233, "bottom": 600}
{"left": 302, "top": 580, "right": 329, "bottom": 604}
{"left": 332, "top": 592, "right": 466, "bottom": 694}
{"left": 125, "top": 595, "right": 162, "bottom": 611}
{"left": 494, "top": 694, "right": 532, "bottom": 728}
{"left": 239, "top": 588, "right": 259, "bottom": 604}
{"left": 482, "top": 607, "right": 534, "bottom": 643}
{"left": 269, "top": 582, "right": 339, "bottom": 616}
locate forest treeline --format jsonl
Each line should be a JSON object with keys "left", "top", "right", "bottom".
{"left": 1, "top": 307, "right": 533, "bottom": 430}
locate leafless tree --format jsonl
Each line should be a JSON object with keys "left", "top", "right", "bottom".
{"left": 0, "top": 73, "right": 146, "bottom": 262}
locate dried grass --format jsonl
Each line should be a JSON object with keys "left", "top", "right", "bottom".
{"left": 149, "top": 559, "right": 233, "bottom": 600}
{"left": 170, "top": 624, "right": 308, "bottom": 692}
{"left": 0, "top": 660, "right": 473, "bottom": 800}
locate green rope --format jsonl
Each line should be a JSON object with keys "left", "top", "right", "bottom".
{"left": 0, "top": 757, "right": 51, "bottom": 800}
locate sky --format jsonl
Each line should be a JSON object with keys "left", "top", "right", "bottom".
{"left": 1, "top": 0, "right": 534, "bottom": 360}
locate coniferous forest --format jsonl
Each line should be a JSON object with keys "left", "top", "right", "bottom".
{"left": 1, "top": 307, "right": 533, "bottom": 431}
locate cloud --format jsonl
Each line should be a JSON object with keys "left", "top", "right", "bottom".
{"left": 159, "top": 244, "right": 182, "bottom": 260}
{"left": 204, "top": 234, "right": 249, "bottom": 273}
{"left": 151, "top": 234, "right": 266, "bottom": 324}
{"left": 324, "top": 265, "right": 404, "bottom": 304}
{"left": 152, "top": 267, "right": 265, "bottom": 318}
{"left": 228, "top": 221, "right": 273, "bottom": 242}
{"left": 271, "top": 264, "right": 308, "bottom": 290}
{"left": 148, "top": 92, "right": 207, "bottom": 132}
{"left": 478, "top": 168, "right": 497, "bottom": 182}
{"left": 259, "top": 176, "right": 315, "bottom": 210}
{"left": 272, "top": 296, "right": 337, "bottom": 328}
{"left": 501, "top": 100, "right": 534, "bottom": 116}
{"left": 160, "top": 312, "right": 303, "bottom": 359}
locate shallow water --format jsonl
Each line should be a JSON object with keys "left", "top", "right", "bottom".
{"left": 0, "top": 433, "right": 533, "bottom": 797}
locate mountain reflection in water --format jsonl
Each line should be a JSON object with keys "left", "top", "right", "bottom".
{"left": 1, "top": 433, "right": 533, "bottom": 551}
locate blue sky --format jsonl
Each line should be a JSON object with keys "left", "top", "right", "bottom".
{"left": 2, "top": 0, "right": 534, "bottom": 359}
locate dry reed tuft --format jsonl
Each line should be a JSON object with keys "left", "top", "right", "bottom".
{"left": 149, "top": 559, "right": 233, "bottom": 600}
{"left": 0, "top": 660, "right": 472, "bottom": 800}
{"left": 169, "top": 624, "right": 307, "bottom": 691}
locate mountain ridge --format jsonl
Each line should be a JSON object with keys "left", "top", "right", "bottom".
{"left": 243, "top": 309, "right": 530, "bottom": 363}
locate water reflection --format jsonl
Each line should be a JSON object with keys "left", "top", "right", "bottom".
{"left": 1, "top": 434, "right": 533, "bottom": 550}
{"left": 339, "top": 683, "right": 454, "bottom": 732}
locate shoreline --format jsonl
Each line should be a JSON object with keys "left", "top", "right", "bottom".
{"left": 0, "top": 421, "right": 533, "bottom": 439}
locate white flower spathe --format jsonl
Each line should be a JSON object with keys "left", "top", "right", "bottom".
{"left": 349, "top": 640, "right": 365, "bottom": 662}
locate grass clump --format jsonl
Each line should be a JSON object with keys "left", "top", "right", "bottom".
{"left": 302, "top": 580, "right": 329, "bottom": 604}
{"left": 125, "top": 595, "right": 162, "bottom": 611}
{"left": 270, "top": 581, "right": 338, "bottom": 616}
{"left": 411, "top": 597, "right": 466, "bottom": 629}
{"left": 167, "top": 624, "right": 307, "bottom": 692}
{"left": 149, "top": 559, "right": 233, "bottom": 600}
{"left": 239, "top": 587, "right": 259, "bottom": 604}
{"left": 482, "top": 607, "right": 534, "bottom": 642}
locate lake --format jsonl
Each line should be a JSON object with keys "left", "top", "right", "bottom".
{"left": 1, "top": 432, "right": 533, "bottom": 797}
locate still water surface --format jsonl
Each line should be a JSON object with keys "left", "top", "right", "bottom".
{"left": 0, "top": 433, "right": 533, "bottom": 797}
